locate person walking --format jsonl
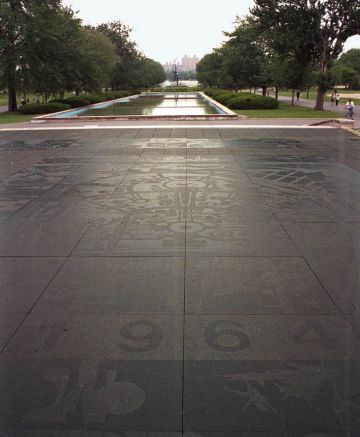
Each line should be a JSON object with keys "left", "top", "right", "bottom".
{"left": 330, "top": 94, "right": 335, "bottom": 106}
{"left": 345, "top": 99, "right": 355, "bottom": 119}
{"left": 335, "top": 93, "right": 340, "bottom": 106}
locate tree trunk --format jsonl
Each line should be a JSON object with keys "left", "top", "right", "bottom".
{"left": 315, "top": 45, "right": 328, "bottom": 111}
{"left": 7, "top": 63, "right": 17, "bottom": 112}
{"left": 315, "top": 88, "right": 325, "bottom": 111}
{"left": 275, "top": 87, "right": 279, "bottom": 100}
{"left": 8, "top": 86, "right": 17, "bottom": 112}
{"left": 291, "top": 89, "right": 295, "bottom": 106}
{"left": 262, "top": 86, "right": 267, "bottom": 96}
{"left": 7, "top": 1, "right": 18, "bottom": 111}
{"left": 75, "top": 89, "right": 80, "bottom": 96}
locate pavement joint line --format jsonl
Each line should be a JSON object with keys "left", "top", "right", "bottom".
{"left": 252, "top": 176, "right": 344, "bottom": 314}
{"left": 0, "top": 225, "right": 91, "bottom": 356}
{"left": 0, "top": 125, "right": 338, "bottom": 132}
{"left": 181, "top": 138, "right": 188, "bottom": 432}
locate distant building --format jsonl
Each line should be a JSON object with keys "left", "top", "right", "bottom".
{"left": 162, "top": 55, "right": 200, "bottom": 72}
{"left": 163, "top": 62, "right": 175, "bottom": 73}
{"left": 181, "top": 55, "right": 200, "bottom": 71}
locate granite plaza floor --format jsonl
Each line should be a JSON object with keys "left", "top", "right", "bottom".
{"left": 1, "top": 126, "right": 360, "bottom": 436}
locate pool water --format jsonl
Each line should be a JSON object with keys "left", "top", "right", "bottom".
{"left": 80, "top": 94, "right": 220, "bottom": 117}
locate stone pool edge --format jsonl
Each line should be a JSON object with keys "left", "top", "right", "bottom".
{"left": 32, "top": 92, "right": 240, "bottom": 122}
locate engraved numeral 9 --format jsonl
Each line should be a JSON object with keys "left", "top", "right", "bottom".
{"left": 119, "top": 321, "right": 163, "bottom": 352}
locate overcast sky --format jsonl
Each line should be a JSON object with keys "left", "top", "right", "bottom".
{"left": 63, "top": 0, "right": 360, "bottom": 64}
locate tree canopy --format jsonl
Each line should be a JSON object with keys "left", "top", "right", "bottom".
{"left": 0, "top": 3, "right": 165, "bottom": 111}
{"left": 197, "top": 0, "right": 360, "bottom": 110}
{"left": 334, "top": 49, "right": 360, "bottom": 89}
{"left": 196, "top": 16, "right": 313, "bottom": 98}
{"left": 251, "top": 0, "right": 360, "bottom": 109}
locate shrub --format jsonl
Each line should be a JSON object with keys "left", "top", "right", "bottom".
{"left": 227, "top": 95, "right": 279, "bottom": 110}
{"left": 127, "top": 90, "right": 141, "bottom": 96}
{"left": 214, "top": 92, "right": 239, "bottom": 105}
{"left": 102, "top": 92, "right": 117, "bottom": 100}
{"left": 150, "top": 87, "right": 203, "bottom": 92}
{"left": 19, "top": 103, "right": 71, "bottom": 115}
{"left": 110, "top": 91, "right": 128, "bottom": 99}
{"left": 205, "top": 89, "right": 279, "bottom": 110}
{"left": 205, "top": 88, "right": 225, "bottom": 98}
{"left": 83, "top": 95, "right": 103, "bottom": 104}
{"left": 50, "top": 91, "right": 140, "bottom": 107}
{"left": 51, "top": 97, "right": 90, "bottom": 108}
{"left": 105, "top": 90, "right": 140, "bottom": 99}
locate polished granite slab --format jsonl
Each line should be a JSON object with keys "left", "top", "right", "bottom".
{"left": 1, "top": 127, "right": 360, "bottom": 434}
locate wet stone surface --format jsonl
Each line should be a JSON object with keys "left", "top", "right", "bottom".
{"left": 1, "top": 127, "right": 360, "bottom": 434}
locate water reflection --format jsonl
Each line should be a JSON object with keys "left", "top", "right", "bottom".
{"left": 82, "top": 94, "right": 220, "bottom": 116}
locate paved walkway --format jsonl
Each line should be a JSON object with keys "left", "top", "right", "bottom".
{"left": 279, "top": 95, "right": 360, "bottom": 127}
{"left": 0, "top": 117, "right": 347, "bottom": 132}
{"left": 0, "top": 105, "right": 7, "bottom": 114}
{"left": 1, "top": 127, "right": 360, "bottom": 434}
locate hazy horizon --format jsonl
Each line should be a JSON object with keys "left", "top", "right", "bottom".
{"left": 63, "top": 0, "right": 360, "bottom": 64}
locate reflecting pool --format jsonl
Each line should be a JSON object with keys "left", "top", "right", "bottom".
{"left": 80, "top": 94, "right": 220, "bottom": 116}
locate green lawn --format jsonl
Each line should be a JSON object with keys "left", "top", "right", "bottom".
{"left": 0, "top": 95, "right": 8, "bottom": 106}
{"left": 0, "top": 92, "right": 75, "bottom": 108}
{"left": 0, "top": 94, "right": 40, "bottom": 107}
{"left": 236, "top": 102, "right": 339, "bottom": 118}
{"left": 0, "top": 112, "right": 35, "bottom": 124}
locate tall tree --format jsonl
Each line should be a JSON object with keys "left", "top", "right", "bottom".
{"left": 25, "top": 4, "right": 83, "bottom": 99}
{"left": 251, "top": 0, "right": 360, "bottom": 110}
{"left": 335, "top": 48, "right": 360, "bottom": 89}
{"left": 0, "top": 0, "right": 64, "bottom": 110}
{"left": 223, "top": 17, "right": 271, "bottom": 94}
{"left": 78, "top": 28, "right": 118, "bottom": 93}
{"left": 196, "top": 51, "right": 224, "bottom": 88}
{"left": 135, "top": 58, "right": 166, "bottom": 89}
{"left": 196, "top": 49, "right": 223, "bottom": 87}
{"left": 332, "top": 64, "right": 359, "bottom": 89}
{"left": 339, "top": 49, "right": 360, "bottom": 73}
{"left": 95, "top": 21, "right": 140, "bottom": 90}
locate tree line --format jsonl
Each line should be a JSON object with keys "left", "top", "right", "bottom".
{"left": 197, "top": 0, "right": 360, "bottom": 111}
{"left": 0, "top": 0, "right": 166, "bottom": 111}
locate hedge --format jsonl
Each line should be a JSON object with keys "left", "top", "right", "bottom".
{"left": 204, "top": 89, "right": 225, "bottom": 98}
{"left": 102, "top": 92, "right": 118, "bottom": 100}
{"left": 82, "top": 95, "right": 103, "bottom": 104}
{"left": 103, "top": 91, "right": 134, "bottom": 100}
{"left": 50, "top": 97, "right": 91, "bottom": 108}
{"left": 227, "top": 95, "right": 279, "bottom": 110}
{"left": 50, "top": 91, "right": 140, "bottom": 108}
{"left": 213, "top": 92, "right": 239, "bottom": 105}
{"left": 205, "top": 89, "right": 279, "bottom": 110}
{"left": 150, "top": 87, "right": 203, "bottom": 92}
{"left": 19, "top": 102, "right": 71, "bottom": 115}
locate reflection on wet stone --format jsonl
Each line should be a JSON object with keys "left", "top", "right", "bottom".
{"left": 0, "top": 359, "right": 182, "bottom": 431}
{"left": 1, "top": 128, "right": 360, "bottom": 433}
{"left": 185, "top": 360, "right": 360, "bottom": 433}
